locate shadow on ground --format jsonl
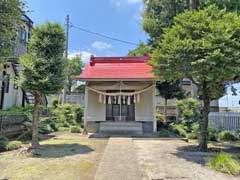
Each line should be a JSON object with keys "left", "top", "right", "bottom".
{"left": 33, "top": 143, "right": 94, "bottom": 158}
{"left": 172, "top": 144, "right": 240, "bottom": 166}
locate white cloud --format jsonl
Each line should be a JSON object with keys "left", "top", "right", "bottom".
{"left": 91, "top": 41, "right": 112, "bottom": 50}
{"left": 68, "top": 50, "right": 93, "bottom": 63}
{"left": 110, "top": 0, "right": 121, "bottom": 7}
{"left": 110, "top": 0, "right": 142, "bottom": 7}
{"left": 127, "top": 0, "right": 142, "bottom": 3}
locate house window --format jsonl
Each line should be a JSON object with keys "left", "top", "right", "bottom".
{"left": 19, "top": 26, "right": 28, "bottom": 42}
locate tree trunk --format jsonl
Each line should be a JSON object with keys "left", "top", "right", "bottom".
{"left": 199, "top": 83, "right": 210, "bottom": 151}
{"left": 189, "top": 0, "right": 199, "bottom": 10}
{"left": 31, "top": 92, "right": 42, "bottom": 149}
{"left": 164, "top": 98, "right": 168, "bottom": 124}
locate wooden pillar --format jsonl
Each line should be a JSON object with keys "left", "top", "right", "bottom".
{"left": 153, "top": 82, "right": 157, "bottom": 132}
{"left": 84, "top": 83, "right": 88, "bottom": 132}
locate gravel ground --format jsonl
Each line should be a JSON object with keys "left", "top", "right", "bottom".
{"left": 134, "top": 139, "right": 240, "bottom": 180}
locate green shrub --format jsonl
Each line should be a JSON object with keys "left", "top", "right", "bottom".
{"left": 74, "top": 106, "right": 84, "bottom": 125}
{"left": 156, "top": 112, "right": 165, "bottom": 123}
{"left": 53, "top": 104, "right": 84, "bottom": 127}
{"left": 6, "top": 141, "right": 22, "bottom": 151}
{"left": 52, "top": 98, "right": 60, "bottom": 109}
{"left": 159, "top": 129, "right": 170, "bottom": 137}
{"left": 208, "top": 152, "right": 240, "bottom": 175}
{"left": 0, "top": 136, "right": 9, "bottom": 151}
{"left": 187, "top": 132, "right": 198, "bottom": 139}
{"left": 40, "top": 117, "right": 58, "bottom": 131}
{"left": 208, "top": 128, "right": 218, "bottom": 141}
{"left": 218, "top": 131, "right": 238, "bottom": 141}
{"left": 17, "top": 131, "right": 32, "bottom": 142}
{"left": 176, "top": 98, "right": 201, "bottom": 130}
{"left": 38, "top": 122, "right": 54, "bottom": 134}
{"left": 169, "top": 124, "right": 187, "bottom": 137}
{"left": 187, "top": 123, "right": 199, "bottom": 139}
{"left": 70, "top": 126, "right": 81, "bottom": 133}
{"left": 58, "top": 127, "right": 70, "bottom": 131}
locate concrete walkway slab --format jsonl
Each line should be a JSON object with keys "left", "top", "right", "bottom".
{"left": 94, "top": 137, "right": 142, "bottom": 180}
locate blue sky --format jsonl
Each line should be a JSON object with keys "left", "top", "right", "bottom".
{"left": 25, "top": 0, "right": 240, "bottom": 107}
{"left": 25, "top": 0, "right": 147, "bottom": 62}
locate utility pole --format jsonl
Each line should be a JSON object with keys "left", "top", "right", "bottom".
{"left": 62, "top": 15, "right": 69, "bottom": 105}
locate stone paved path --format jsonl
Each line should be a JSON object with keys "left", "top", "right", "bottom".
{"left": 94, "top": 137, "right": 142, "bottom": 180}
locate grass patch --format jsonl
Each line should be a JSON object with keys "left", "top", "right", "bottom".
{"left": 208, "top": 152, "right": 240, "bottom": 175}
{"left": 6, "top": 141, "right": 22, "bottom": 151}
{"left": 0, "top": 132, "right": 108, "bottom": 180}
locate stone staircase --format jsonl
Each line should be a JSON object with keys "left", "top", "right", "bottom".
{"left": 99, "top": 122, "right": 143, "bottom": 135}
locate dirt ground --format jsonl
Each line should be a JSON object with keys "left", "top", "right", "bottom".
{"left": 134, "top": 139, "right": 240, "bottom": 180}
{"left": 0, "top": 132, "right": 108, "bottom": 180}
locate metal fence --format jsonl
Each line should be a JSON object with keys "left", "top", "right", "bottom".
{"left": 209, "top": 112, "right": 240, "bottom": 132}
{"left": 66, "top": 94, "right": 85, "bottom": 106}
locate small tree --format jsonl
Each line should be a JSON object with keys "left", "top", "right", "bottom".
{"left": 156, "top": 81, "right": 185, "bottom": 122}
{"left": 151, "top": 6, "right": 240, "bottom": 151}
{"left": 66, "top": 55, "right": 83, "bottom": 93}
{"left": 17, "top": 22, "right": 65, "bottom": 149}
{"left": 0, "top": 0, "right": 25, "bottom": 59}
{"left": 176, "top": 98, "right": 201, "bottom": 129}
{"left": 128, "top": 43, "right": 151, "bottom": 56}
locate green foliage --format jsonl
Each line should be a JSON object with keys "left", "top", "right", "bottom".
{"left": 156, "top": 112, "right": 164, "bottom": 123}
{"left": 70, "top": 126, "right": 81, "bottom": 133}
{"left": 176, "top": 98, "right": 201, "bottom": 129}
{"left": 38, "top": 119, "right": 54, "bottom": 134}
{"left": 208, "top": 152, "right": 240, "bottom": 175}
{"left": 200, "top": 0, "right": 240, "bottom": 12}
{"left": 17, "top": 22, "right": 65, "bottom": 95}
{"left": 142, "top": 0, "right": 240, "bottom": 46}
{"left": 157, "top": 80, "right": 185, "bottom": 100}
{"left": 58, "top": 127, "right": 70, "bottom": 132}
{"left": 2, "top": 105, "right": 48, "bottom": 120}
{"left": 128, "top": 43, "right": 151, "bottom": 56}
{"left": 73, "top": 84, "right": 85, "bottom": 93}
{"left": 151, "top": 6, "right": 240, "bottom": 150}
{"left": 53, "top": 104, "right": 84, "bottom": 127}
{"left": 142, "top": 0, "right": 188, "bottom": 45}
{"left": 208, "top": 128, "right": 218, "bottom": 141}
{"left": 52, "top": 98, "right": 60, "bottom": 109}
{"left": 159, "top": 129, "right": 171, "bottom": 137}
{"left": 187, "top": 123, "right": 199, "bottom": 139}
{"left": 218, "top": 131, "right": 238, "bottom": 141}
{"left": 0, "top": 136, "right": 9, "bottom": 151}
{"left": 66, "top": 56, "right": 83, "bottom": 93}
{"left": 0, "top": 136, "right": 22, "bottom": 151}
{"left": 152, "top": 6, "right": 240, "bottom": 100}
{"left": 0, "top": 0, "right": 24, "bottom": 57}
{"left": 17, "top": 131, "right": 32, "bottom": 142}
{"left": 6, "top": 141, "right": 22, "bottom": 151}
{"left": 169, "top": 123, "right": 188, "bottom": 137}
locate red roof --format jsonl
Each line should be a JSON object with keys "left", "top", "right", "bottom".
{"left": 76, "top": 55, "right": 154, "bottom": 81}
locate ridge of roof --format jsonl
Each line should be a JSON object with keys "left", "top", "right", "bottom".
{"left": 89, "top": 54, "right": 151, "bottom": 66}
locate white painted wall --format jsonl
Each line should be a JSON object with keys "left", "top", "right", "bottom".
{"left": 85, "top": 81, "right": 155, "bottom": 122}
{"left": 1, "top": 63, "right": 24, "bottom": 109}
{"left": 86, "top": 90, "right": 106, "bottom": 121}
{"left": 135, "top": 87, "right": 154, "bottom": 122}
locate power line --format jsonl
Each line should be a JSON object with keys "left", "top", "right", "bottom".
{"left": 70, "top": 23, "right": 138, "bottom": 46}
